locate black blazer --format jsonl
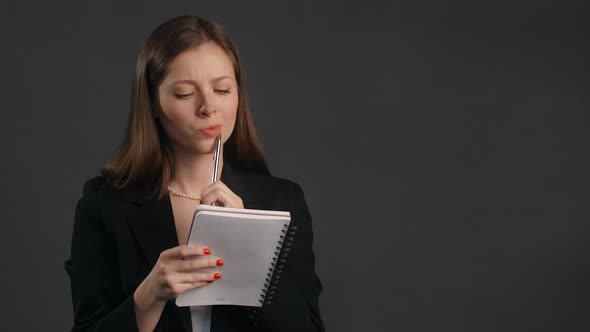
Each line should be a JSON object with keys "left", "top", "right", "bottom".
{"left": 65, "top": 161, "right": 325, "bottom": 331}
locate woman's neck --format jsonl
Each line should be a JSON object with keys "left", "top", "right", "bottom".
{"left": 168, "top": 148, "right": 224, "bottom": 197}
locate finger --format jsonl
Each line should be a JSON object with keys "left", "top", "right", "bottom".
{"left": 176, "top": 271, "right": 222, "bottom": 284}
{"left": 159, "top": 267, "right": 218, "bottom": 291}
{"left": 172, "top": 278, "right": 218, "bottom": 296}
{"left": 166, "top": 281, "right": 210, "bottom": 298}
{"left": 202, "top": 182, "right": 241, "bottom": 203}
{"left": 200, "top": 181, "right": 229, "bottom": 198}
{"left": 203, "top": 189, "right": 243, "bottom": 208}
{"left": 201, "top": 189, "right": 230, "bottom": 206}
{"left": 161, "top": 244, "right": 212, "bottom": 260}
{"left": 175, "top": 256, "right": 224, "bottom": 272}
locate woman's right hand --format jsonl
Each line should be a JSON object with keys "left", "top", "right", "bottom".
{"left": 140, "top": 244, "right": 224, "bottom": 303}
{"left": 133, "top": 244, "right": 222, "bottom": 331}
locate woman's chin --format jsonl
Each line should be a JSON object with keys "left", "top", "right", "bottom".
{"left": 193, "top": 141, "right": 219, "bottom": 155}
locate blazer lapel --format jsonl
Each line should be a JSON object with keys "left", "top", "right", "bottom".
{"left": 124, "top": 192, "right": 177, "bottom": 267}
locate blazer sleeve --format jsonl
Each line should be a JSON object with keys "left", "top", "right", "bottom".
{"left": 252, "top": 181, "right": 325, "bottom": 331}
{"left": 64, "top": 179, "right": 139, "bottom": 332}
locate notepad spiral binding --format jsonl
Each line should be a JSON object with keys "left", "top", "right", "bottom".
{"left": 249, "top": 224, "right": 297, "bottom": 324}
{"left": 259, "top": 223, "right": 296, "bottom": 305}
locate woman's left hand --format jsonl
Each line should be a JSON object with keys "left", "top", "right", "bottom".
{"left": 200, "top": 181, "right": 244, "bottom": 208}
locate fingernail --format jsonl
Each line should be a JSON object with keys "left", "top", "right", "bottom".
{"left": 207, "top": 280, "right": 213, "bottom": 283}
{"left": 214, "top": 272, "right": 222, "bottom": 280}
{"left": 204, "top": 248, "right": 211, "bottom": 255}
{"left": 216, "top": 259, "right": 224, "bottom": 266}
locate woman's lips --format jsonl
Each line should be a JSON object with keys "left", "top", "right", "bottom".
{"left": 199, "top": 125, "right": 222, "bottom": 137}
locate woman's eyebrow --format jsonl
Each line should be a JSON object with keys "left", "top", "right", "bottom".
{"left": 171, "top": 76, "right": 234, "bottom": 85}
{"left": 211, "top": 75, "right": 233, "bottom": 82}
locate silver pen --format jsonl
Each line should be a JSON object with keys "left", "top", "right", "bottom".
{"left": 211, "top": 133, "right": 222, "bottom": 184}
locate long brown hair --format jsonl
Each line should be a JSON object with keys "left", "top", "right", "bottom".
{"left": 101, "top": 15, "right": 269, "bottom": 199}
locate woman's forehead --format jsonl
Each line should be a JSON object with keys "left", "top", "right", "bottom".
{"left": 165, "top": 43, "right": 235, "bottom": 81}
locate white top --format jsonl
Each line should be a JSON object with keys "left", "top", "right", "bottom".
{"left": 190, "top": 305, "right": 211, "bottom": 332}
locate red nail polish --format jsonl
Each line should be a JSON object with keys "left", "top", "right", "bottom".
{"left": 207, "top": 280, "right": 213, "bottom": 283}
{"left": 204, "top": 248, "right": 211, "bottom": 255}
{"left": 216, "top": 259, "right": 224, "bottom": 266}
{"left": 214, "top": 272, "right": 222, "bottom": 280}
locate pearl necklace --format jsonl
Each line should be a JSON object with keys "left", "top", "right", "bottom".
{"left": 167, "top": 186, "right": 201, "bottom": 201}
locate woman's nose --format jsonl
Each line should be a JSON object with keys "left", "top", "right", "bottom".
{"left": 197, "top": 91, "right": 217, "bottom": 117}
{"left": 198, "top": 104, "right": 216, "bottom": 117}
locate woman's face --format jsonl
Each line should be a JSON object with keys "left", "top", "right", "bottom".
{"left": 157, "top": 41, "right": 239, "bottom": 155}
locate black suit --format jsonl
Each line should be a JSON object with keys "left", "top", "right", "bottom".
{"left": 65, "top": 161, "right": 325, "bottom": 331}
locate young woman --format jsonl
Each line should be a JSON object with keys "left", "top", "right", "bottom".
{"left": 65, "top": 15, "right": 324, "bottom": 332}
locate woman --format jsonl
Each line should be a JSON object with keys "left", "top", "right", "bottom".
{"left": 65, "top": 15, "right": 324, "bottom": 332}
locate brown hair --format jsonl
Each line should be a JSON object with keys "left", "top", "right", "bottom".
{"left": 101, "top": 15, "right": 269, "bottom": 199}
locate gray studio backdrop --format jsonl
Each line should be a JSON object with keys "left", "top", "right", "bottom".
{"left": 2, "top": 1, "right": 589, "bottom": 331}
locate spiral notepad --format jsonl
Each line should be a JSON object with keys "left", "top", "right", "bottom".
{"left": 176, "top": 204, "right": 293, "bottom": 307}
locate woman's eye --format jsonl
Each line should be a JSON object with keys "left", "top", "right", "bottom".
{"left": 174, "top": 92, "right": 194, "bottom": 99}
{"left": 215, "top": 89, "right": 231, "bottom": 94}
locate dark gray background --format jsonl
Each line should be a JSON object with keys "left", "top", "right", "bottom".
{"left": 2, "top": 1, "right": 589, "bottom": 331}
